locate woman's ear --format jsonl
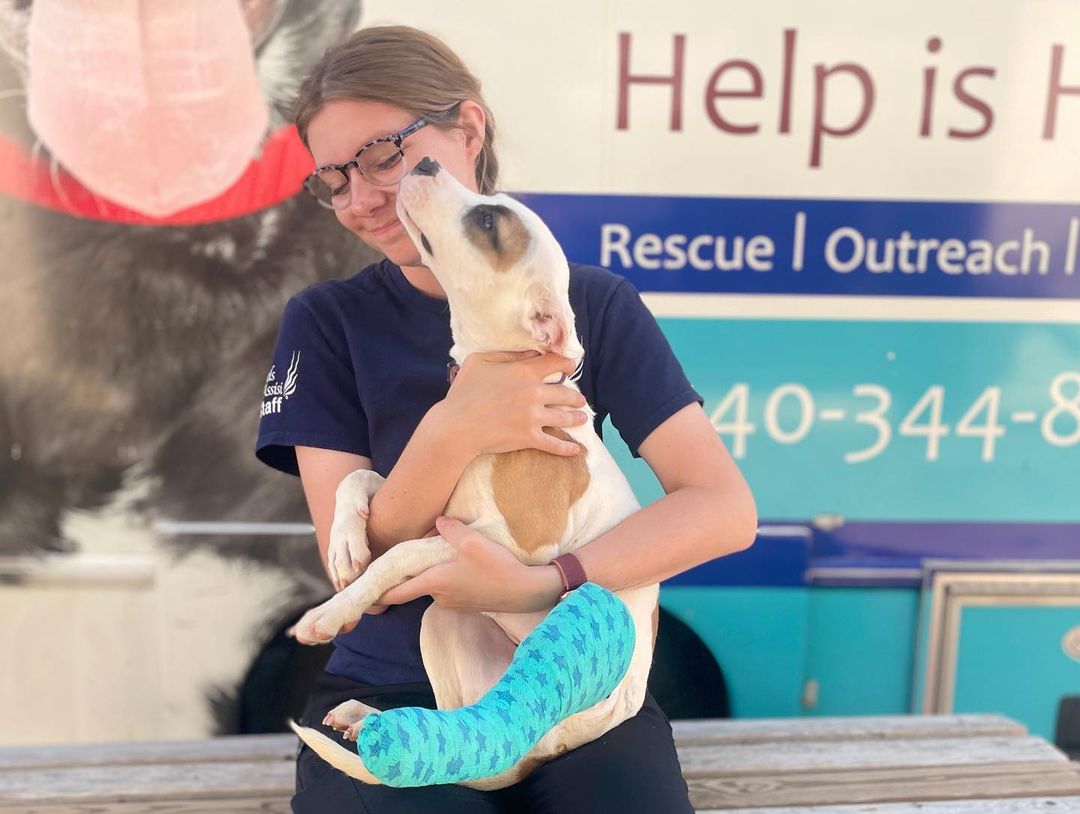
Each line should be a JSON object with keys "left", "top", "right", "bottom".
{"left": 456, "top": 99, "right": 486, "bottom": 164}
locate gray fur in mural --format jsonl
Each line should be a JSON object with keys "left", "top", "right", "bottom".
{"left": 0, "top": 0, "right": 377, "bottom": 578}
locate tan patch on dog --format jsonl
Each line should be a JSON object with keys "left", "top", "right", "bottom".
{"left": 492, "top": 428, "right": 590, "bottom": 554}
{"left": 464, "top": 204, "right": 531, "bottom": 272}
{"left": 652, "top": 604, "right": 660, "bottom": 648}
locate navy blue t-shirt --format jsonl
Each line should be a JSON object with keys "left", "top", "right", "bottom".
{"left": 256, "top": 258, "right": 701, "bottom": 686}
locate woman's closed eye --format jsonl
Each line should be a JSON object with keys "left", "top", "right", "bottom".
{"left": 374, "top": 153, "right": 402, "bottom": 173}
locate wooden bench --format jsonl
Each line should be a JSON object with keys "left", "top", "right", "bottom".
{"left": 1, "top": 714, "right": 1078, "bottom": 812}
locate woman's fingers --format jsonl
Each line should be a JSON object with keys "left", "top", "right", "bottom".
{"left": 544, "top": 408, "right": 589, "bottom": 429}
{"left": 447, "top": 351, "right": 587, "bottom": 456}
{"left": 535, "top": 425, "right": 587, "bottom": 457}
{"left": 541, "top": 434, "right": 585, "bottom": 456}
{"left": 538, "top": 384, "right": 588, "bottom": 408}
{"left": 524, "top": 351, "right": 578, "bottom": 379}
{"left": 472, "top": 350, "right": 540, "bottom": 364}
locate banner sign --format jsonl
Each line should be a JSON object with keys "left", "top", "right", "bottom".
{"left": 520, "top": 194, "right": 1080, "bottom": 299}
{"left": 366, "top": 0, "right": 1080, "bottom": 527}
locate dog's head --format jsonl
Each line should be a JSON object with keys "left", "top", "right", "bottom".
{"left": 396, "top": 157, "right": 585, "bottom": 364}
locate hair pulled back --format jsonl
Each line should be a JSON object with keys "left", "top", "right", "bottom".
{"left": 294, "top": 25, "right": 499, "bottom": 194}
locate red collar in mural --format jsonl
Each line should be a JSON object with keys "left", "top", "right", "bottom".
{"left": 0, "top": 125, "right": 312, "bottom": 226}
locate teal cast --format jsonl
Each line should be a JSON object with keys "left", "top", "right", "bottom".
{"left": 356, "top": 582, "right": 636, "bottom": 787}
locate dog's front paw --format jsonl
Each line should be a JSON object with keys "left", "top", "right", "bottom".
{"left": 327, "top": 469, "right": 384, "bottom": 591}
{"left": 328, "top": 503, "right": 371, "bottom": 592}
{"left": 287, "top": 594, "right": 357, "bottom": 645}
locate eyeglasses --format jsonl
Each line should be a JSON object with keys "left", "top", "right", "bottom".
{"left": 303, "top": 117, "right": 430, "bottom": 210}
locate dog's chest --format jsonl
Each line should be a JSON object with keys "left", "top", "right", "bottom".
{"left": 446, "top": 430, "right": 591, "bottom": 563}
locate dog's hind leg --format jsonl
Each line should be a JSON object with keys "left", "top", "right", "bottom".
{"left": 324, "top": 698, "right": 381, "bottom": 742}
{"left": 419, "top": 605, "right": 520, "bottom": 710}
{"left": 352, "top": 583, "right": 636, "bottom": 787}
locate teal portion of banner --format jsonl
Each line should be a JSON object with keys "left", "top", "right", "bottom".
{"left": 624, "top": 318, "right": 1080, "bottom": 522}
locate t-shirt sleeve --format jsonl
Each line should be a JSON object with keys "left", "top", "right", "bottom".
{"left": 255, "top": 295, "right": 371, "bottom": 476}
{"left": 589, "top": 278, "right": 703, "bottom": 458}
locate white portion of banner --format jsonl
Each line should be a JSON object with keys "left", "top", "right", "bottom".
{"left": 640, "top": 292, "right": 1080, "bottom": 322}
{"left": 361, "top": 0, "right": 1080, "bottom": 203}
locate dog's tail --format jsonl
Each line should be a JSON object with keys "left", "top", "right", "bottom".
{"left": 289, "top": 720, "right": 382, "bottom": 785}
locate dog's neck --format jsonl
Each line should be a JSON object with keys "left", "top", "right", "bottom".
{"left": 446, "top": 307, "right": 540, "bottom": 364}
{"left": 447, "top": 319, "right": 580, "bottom": 386}
{"left": 437, "top": 278, "right": 583, "bottom": 374}
{"left": 448, "top": 339, "right": 543, "bottom": 366}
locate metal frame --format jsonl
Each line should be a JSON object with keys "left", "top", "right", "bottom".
{"left": 916, "top": 561, "right": 1080, "bottom": 714}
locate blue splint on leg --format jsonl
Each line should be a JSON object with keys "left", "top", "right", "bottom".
{"left": 355, "top": 582, "right": 635, "bottom": 787}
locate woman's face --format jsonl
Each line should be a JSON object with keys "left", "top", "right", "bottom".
{"left": 306, "top": 98, "right": 484, "bottom": 268}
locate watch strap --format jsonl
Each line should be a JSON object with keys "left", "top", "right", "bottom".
{"left": 551, "top": 552, "right": 587, "bottom": 593}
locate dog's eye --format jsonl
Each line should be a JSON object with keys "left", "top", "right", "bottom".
{"left": 420, "top": 233, "right": 434, "bottom": 256}
{"left": 465, "top": 204, "right": 515, "bottom": 256}
{"left": 468, "top": 205, "right": 500, "bottom": 233}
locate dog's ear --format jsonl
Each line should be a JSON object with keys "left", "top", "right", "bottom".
{"left": 525, "top": 283, "right": 575, "bottom": 355}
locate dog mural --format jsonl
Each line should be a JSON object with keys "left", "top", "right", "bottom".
{"left": 0, "top": 0, "right": 375, "bottom": 737}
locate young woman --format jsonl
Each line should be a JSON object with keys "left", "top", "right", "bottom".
{"left": 256, "top": 24, "right": 757, "bottom": 814}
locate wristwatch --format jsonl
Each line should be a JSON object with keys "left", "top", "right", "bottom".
{"left": 551, "top": 552, "right": 587, "bottom": 599}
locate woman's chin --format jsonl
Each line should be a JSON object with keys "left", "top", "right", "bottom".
{"left": 383, "top": 242, "right": 422, "bottom": 268}
{"left": 352, "top": 228, "right": 421, "bottom": 267}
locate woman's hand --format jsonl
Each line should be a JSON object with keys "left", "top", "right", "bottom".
{"left": 373, "top": 517, "right": 564, "bottom": 613}
{"left": 433, "top": 351, "right": 590, "bottom": 458}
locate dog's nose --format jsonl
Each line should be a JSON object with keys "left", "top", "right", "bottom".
{"left": 412, "top": 157, "right": 441, "bottom": 177}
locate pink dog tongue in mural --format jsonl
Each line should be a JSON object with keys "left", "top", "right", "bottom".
{"left": 26, "top": 0, "right": 268, "bottom": 217}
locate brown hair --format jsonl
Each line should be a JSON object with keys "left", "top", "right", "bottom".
{"left": 294, "top": 26, "right": 499, "bottom": 194}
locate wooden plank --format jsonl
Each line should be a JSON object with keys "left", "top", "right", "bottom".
{"left": 673, "top": 714, "right": 1027, "bottom": 746}
{"left": 0, "top": 799, "right": 290, "bottom": 814}
{"left": 0, "top": 796, "right": 1077, "bottom": 814}
{"left": 2, "top": 750, "right": 1074, "bottom": 807}
{"left": 0, "top": 762, "right": 293, "bottom": 805}
{"left": 1, "top": 720, "right": 1075, "bottom": 811}
{"left": 709, "top": 796, "right": 1080, "bottom": 813}
{"left": 0, "top": 735, "right": 296, "bottom": 772}
{"left": 677, "top": 736, "right": 1068, "bottom": 775}
{"left": 0, "top": 715, "right": 1026, "bottom": 772}
{"left": 688, "top": 762, "right": 1080, "bottom": 810}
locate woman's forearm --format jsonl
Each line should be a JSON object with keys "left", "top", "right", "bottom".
{"left": 567, "top": 483, "right": 757, "bottom": 593}
{"left": 365, "top": 402, "right": 476, "bottom": 558}
{"left": 373, "top": 482, "right": 759, "bottom": 614}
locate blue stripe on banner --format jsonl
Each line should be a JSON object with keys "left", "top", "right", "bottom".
{"left": 663, "top": 531, "right": 810, "bottom": 588}
{"left": 516, "top": 193, "right": 1080, "bottom": 299}
{"left": 667, "top": 520, "right": 1080, "bottom": 588}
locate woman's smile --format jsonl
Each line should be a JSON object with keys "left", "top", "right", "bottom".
{"left": 370, "top": 218, "right": 403, "bottom": 237}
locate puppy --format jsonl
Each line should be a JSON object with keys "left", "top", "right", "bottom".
{"left": 288, "top": 157, "right": 659, "bottom": 789}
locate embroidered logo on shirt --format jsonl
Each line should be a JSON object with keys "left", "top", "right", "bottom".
{"left": 261, "top": 351, "right": 300, "bottom": 416}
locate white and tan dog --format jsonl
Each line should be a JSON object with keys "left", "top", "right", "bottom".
{"left": 288, "top": 157, "right": 659, "bottom": 789}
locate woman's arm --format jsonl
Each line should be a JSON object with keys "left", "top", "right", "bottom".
{"left": 296, "top": 351, "right": 589, "bottom": 567}
{"left": 376, "top": 402, "right": 757, "bottom": 612}
{"left": 361, "top": 351, "right": 588, "bottom": 558}
{"left": 570, "top": 402, "right": 757, "bottom": 590}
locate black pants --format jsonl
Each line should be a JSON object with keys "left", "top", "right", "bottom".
{"left": 292, "top": 671, "right": 694, "bottom": 814}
